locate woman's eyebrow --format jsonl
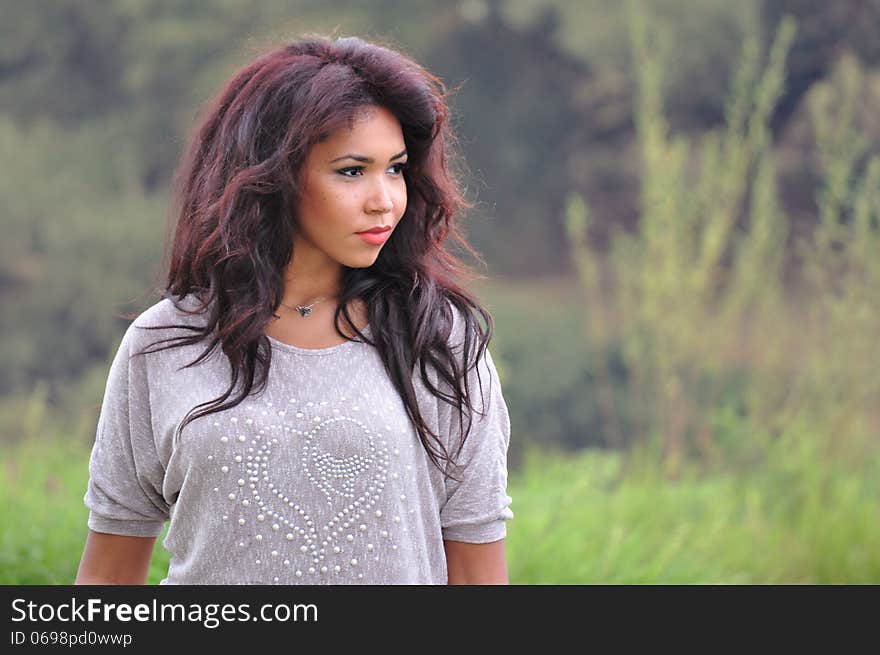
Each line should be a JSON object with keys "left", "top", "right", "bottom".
{"left": 329, "top": 149, "right": 408, "bottom": 164}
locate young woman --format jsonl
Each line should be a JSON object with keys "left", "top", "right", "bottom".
{"left": 75, "top": 35, "right": 513, "bottom": 585}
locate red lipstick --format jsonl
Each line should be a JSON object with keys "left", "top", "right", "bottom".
{"left": 356, "top": 226, "right": 391, "bottom": 245}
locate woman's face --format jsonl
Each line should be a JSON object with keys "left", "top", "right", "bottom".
{"left": 293, "top": 105, "right": 408, "bottom": 271}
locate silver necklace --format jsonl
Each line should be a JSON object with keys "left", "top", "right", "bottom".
{"left": 279, "top": 295, "right": 331, "bottom": 318}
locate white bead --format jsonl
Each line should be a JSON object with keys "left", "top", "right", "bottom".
{"left": 351, "top": 558, "right": 358, "bottom": 566}
{"left": 346, "top": 535, "right": 354, "bottom": 542}
{"left": 367, "top": 544, "right": 374, "bottom": 551}
{"left": 375, "top": 510, "right": 382, "bottom": 517}
{"left": 255, "top": 534, "right": 263, "bottom": 542}
{"left": 271, "top": 551, "right": 278, "bottom": 557}
{"left": 228, "top": 493, "right": 236, "bottom": 501}
{"left": 238, "top": 519, "right": 245, "bottom": 526}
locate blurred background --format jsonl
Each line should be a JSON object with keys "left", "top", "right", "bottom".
{"left": 1, "top": 0, "right": 878, "bottom": 583}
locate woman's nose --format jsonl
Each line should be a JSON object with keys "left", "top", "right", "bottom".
{"left": 365, "top": 179, "right": 394, "bottom": 214}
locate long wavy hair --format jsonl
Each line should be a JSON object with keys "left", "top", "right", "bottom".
{"left": 134, "top": 35, "right": 494, "bottom": 479}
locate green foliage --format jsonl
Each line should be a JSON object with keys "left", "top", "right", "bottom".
{"left": 0, "top": 112, "right": 168, "bottom": 416}
{"left": 476, "top": 276, "right": 643, "bottom": 461}
{"left": 790, "top": 53, "right": 880, "bottom": 434}
{"left": 564, "top": 8, "right": 791, "bottom": 466}
{"left": 559, "top": 2, "right": 879, "bottom": 496}
{"left": 0, "top": 434, "right": 95, "bottom": 584}
{"left": 508, "top": 427, "right": 880, "bottom": 583}
{"left": 2, "top": 426, "right": 877, "bottom": 584}
{"left": 0, "top": 433, "right": 172, "bottom": 584}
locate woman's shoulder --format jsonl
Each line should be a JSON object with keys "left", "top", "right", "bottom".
{"left": 124, "top": 293, "right": 212, "bottom": 353}
{"left": 132, "top": 293, "right": 208, "bottom": 329}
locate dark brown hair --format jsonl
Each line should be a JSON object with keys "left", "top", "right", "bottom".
{"left": 137, "top": 35, "right": 493, "bottom": 479}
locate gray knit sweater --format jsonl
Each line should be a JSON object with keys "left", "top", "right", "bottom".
{"left": 84, "top": 295, "right": 513, "bottom": 584}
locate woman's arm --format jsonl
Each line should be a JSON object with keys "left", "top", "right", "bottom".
{"left": 443, "top": 538, "right": 509, "bottom": 585}
{"left": 74, "top": 531, "right": 158, "bottom": 585}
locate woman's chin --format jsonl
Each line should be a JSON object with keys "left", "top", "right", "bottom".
{"left": 342, "top": 252, "right": 382, "bottom": 269}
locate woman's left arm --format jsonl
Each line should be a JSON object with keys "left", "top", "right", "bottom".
{"left": 444, "top": 538, "right": 509, "bottom": 584}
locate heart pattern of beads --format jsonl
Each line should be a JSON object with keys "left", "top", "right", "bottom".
{"left": 220, "top": 400, "right": 395, "bottom": 579}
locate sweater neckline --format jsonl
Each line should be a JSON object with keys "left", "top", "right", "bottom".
{"left": 265, "top": 324, "right": 372, "bottom": 356}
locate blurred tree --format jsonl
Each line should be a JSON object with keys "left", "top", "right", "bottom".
{"left": 761, "top": 0, "right": 880, "bottom": 135}
{"left": 0, "top": 0, "right": 131, "bottom": 122}
{"left": 759, "top": 0, "right": 880, "bottom": 258}
{"left": 426, "top": 0, "right": 591, "bottom": 275}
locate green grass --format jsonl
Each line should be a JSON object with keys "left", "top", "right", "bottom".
{"left": 0, "top": 435, "right": 172, "bottom": 585}
{"left": 508, "top": 436, "right": 880, "bottom": 583}
{"left": 2, "top": 432, "right": 877, "bottom": 584}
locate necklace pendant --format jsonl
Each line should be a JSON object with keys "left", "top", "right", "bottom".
{"left": 296, "top": 306, "right": 313, "bottom": 317}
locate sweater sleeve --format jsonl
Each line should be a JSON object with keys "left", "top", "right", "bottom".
{"left": 83, "top": 320, "right": 170, "bottom": 537}
{"left": 438, "top": 309, "right": 514, "bottom": 543}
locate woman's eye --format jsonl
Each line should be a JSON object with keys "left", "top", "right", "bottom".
{"left": 336, "top": 162, "right": 407, "bottom": 178}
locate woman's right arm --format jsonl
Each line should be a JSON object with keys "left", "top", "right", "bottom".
{"left": 74, "top": 531, "right": 158, "bottom": 585}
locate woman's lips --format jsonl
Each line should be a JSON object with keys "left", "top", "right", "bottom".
{"left": 356, "top": 229, "right": 391, "bottom": 245}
